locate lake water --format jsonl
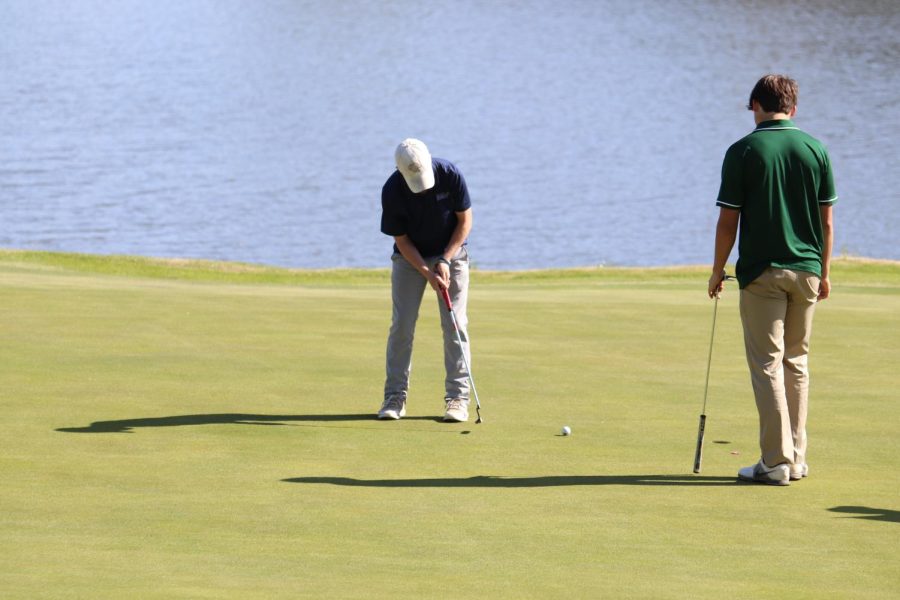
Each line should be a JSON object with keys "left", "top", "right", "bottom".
{"left": 2, "top": 0, "right": 898, "bottom": 270}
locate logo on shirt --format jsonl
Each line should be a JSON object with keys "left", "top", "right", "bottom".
{"left": 436, "top": 192, "right": 450, "bottom": 201}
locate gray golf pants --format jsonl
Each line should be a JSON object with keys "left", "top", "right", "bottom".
{"left": 384, "top": 247, "right": 471, "bottom": 402}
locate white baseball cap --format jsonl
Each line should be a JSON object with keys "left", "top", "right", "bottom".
{"left": 394, "top": 138, "right": 435, "bottom": 193}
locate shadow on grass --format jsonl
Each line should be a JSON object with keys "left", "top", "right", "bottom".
{"left": 56, "top": 413, "right": 441, "bottom": 433}
{"left": 828, "top": 506, "right": 900, "bottom": 524}
{"left": 282, "top": 474, "right": 740, "bottom": 487}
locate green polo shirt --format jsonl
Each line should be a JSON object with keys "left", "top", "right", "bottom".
{"left": 716, "top": 119, "right": 838, "bottom": 288}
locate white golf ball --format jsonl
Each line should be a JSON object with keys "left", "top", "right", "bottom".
{"left": 561, "top": 426, "right": 571, "bottom": 436}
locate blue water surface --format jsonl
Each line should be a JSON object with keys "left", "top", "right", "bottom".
{"left": 2, "top": 0, "right": 897, "bottom": 269}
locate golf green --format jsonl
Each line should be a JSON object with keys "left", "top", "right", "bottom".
{"left": 2, "top": 251, "right": 898, "bottom": 599}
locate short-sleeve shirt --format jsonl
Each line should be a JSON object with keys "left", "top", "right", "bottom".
{"left": 381, "top": 157, "right": 471, "bottom": 257}
{"left": 716, "top": 119, "right": 838, "bottom": 288}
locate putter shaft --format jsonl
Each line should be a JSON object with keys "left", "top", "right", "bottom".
{"left": 440, "top": 288, "right": 483, "bottom": 423}
{"left": 693, "top": 275, "right": 734, "bottom": 473}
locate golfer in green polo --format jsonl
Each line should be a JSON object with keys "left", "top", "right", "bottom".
{"left": 709, "top": 74, "right": 837, "bottom": 486}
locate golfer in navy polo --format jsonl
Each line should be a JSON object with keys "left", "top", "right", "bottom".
{"left": 378, "top": 138, "right": 473, "bottom": 422}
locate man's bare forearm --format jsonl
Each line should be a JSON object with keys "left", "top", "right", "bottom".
{"left": 442, "top": 209, "right": 472, "bottom": 262}
{"left": 708, "top": 207, "right": 740, "bottom": 297}
{"left": 712, "top": 208, "right": 739, "bottom": 276}
{"left": 394, "top": 235, "right": 431, "bottom": 277}
{"left": 820, "top": 205, "right": 834, "bottom": 279}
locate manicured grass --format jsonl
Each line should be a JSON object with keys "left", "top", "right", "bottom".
{"left": 1, "top": 251, "right": 898, "bottom": 599}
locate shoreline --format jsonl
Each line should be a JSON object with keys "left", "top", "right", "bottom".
{"left": 2, "top": 248, "right": 899, "bottom": 286}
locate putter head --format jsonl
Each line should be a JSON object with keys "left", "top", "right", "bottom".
{"left": 475, "top": 416, "right": 483, "bottom": 424}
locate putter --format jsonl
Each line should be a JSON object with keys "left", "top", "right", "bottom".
{"left": 440, "top": 287, "right": 483, "bottom": 424}
{"left": 693, "top": 274, "right": 735, "bottom": 473}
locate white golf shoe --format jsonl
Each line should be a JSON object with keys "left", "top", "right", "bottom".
{"left": 377, "top": 396, "right": 406, "bottom": 420}
{"left": 738, "top": 460, "right": 790, "bottom": 486}
{"left": 442, "top": 398, "right": 469, "bottom": 422}
{"left": 790, "top": 463, "right": 809, "bottom": 481}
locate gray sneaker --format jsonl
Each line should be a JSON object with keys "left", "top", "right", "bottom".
{"left": 790, "top": 463, "right": 809, "bottom": 481}
{"left": 443, "top": 398, "right": 469, "bottom": 422}
{"left": 377, "top": 395, "right": 406, "bottom": 420}
{"left": 738, "top": 460, "right": 790, "bottom": 486}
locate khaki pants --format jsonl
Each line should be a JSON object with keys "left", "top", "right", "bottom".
{"left": 739, "top": 268, "right": 820, "bottom": 468}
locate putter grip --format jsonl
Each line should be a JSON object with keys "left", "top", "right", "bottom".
{"left": 440, "top": 287, "right": 452, "bottom": 311}
{"left": 692, "top": 414, "right": 706, "bottom": 473}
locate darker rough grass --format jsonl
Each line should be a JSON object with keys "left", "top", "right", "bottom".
{"left": 3, "top": 248, "right": 898, "bottom": 288}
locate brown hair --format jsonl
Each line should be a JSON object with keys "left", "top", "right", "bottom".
{"left": 747, "top": 74, "right": 798, "bottom": 113}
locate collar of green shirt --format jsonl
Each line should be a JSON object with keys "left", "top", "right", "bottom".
{"left": 755, "top": 119, "right": 798, "bottom": 131}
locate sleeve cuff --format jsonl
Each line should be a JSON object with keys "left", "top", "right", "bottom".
{"left": 716, "top": 201, "right": 742, "bottom": 209}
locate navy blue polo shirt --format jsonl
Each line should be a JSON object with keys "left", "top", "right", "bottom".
{"left": 381, "top": 157, "right": 471, "bottom": 257}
